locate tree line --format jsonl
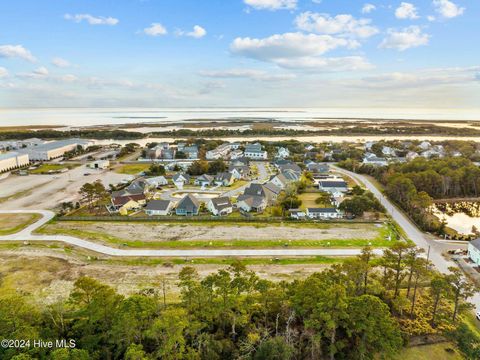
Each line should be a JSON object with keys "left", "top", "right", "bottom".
{"left": 339, "top": 157, "right": 480, "bottom": 233}
{"left": 1, "top": 244, "right": 478, "bottom": 360}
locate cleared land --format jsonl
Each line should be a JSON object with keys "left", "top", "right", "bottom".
{"left": 115, "top": 163, "right": 151, "bottom": 175}
{"left": 395, "top": 343, "right": 462, "bottom": 360}
{"left": 30, "top": 163, "right": 81, "bottom": 174}
{"left": 0, "top": 213, "right": 41, "bottom": 235}
{"left": 36, "top": 220, "right": 392, "bottom": 249}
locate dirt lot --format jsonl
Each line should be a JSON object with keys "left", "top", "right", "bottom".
{"left": 0, "top": 213, "right": 40, "bottom": 235}
{"left": 41, "top": 221, "right": 381, "bottom": 242}
{"left": 0, "top": 248, "right": 333, "bottom": 302}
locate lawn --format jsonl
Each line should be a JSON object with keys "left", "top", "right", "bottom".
{"left": 394, "top": 343, "right": 462, "bottom": 360}
{"left": 298, "top": 191, "right": 324, "bottom": 210}
{"left": 0, "top": 213, "right": 41, "bottom": 235}
{"left": 115, "top": 163, "right": 152, "bottom": 175}
{"left": 30, "top": 163, "right": 81, "bottom": 174}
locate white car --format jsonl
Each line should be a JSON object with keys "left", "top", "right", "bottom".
{"left": 476, "top": 311, "right": 480, "bottom": 321}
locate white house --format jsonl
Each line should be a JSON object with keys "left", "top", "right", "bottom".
{"left": 145, "top": 200, "right": 173, "bottom": 216}
{"left": 145, "top": 176, "right": 168, "bottom": 188}
{"left": 276, "top": 147, "right": 290, "bottom": 159}
{"left": 406, "top": 151, "right": 419, "bottom": 161}
{"left": 306, "top": 208, "right": 342, "bottom": 219}
{"left": 206, "top": 143, "right": 231, "bottom": 160}
{"left": 318, "top": 179, "right": 348, "bottom": 196}
{"left": 207, "top": 197, "right": 233, "bottom": 216}
{"left": 172, "top": 173, "right": 190, "bottom": 189}
{"left": 468, "top": 238, "right": 480, "bottom": 266}
{"left": 244, "top": 143, "right": 268, "bottom": 160}
{"left": 362, "top": 153, "right": 388, "bottom": 167}
{"left": 419, "top": 141, "right": 431, "bottom": 150}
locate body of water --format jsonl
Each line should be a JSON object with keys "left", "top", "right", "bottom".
{"left": 1, "top": 107, "right": 480, "bottom": 127}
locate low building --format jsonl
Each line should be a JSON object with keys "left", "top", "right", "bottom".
{"left": 144, "top": 176, "right": 168, "bottom": 188}
{"left": 194, "top": 174, "right": 214, "bottom": 187}
{"left": 318, "top": 179, "right": 348, "bottom": 196}
{"left": 0, "top": 152, "right": 30, "bottom": 173}
{"left": 276, "top": 147, "right": 290, "bottom": 159}
{"left": 244, "top": 143, "right": 267, "bottom": 160}
{"left": 111, "top": 193, "right": 146, "bottom": 212}
{"left": 176, "top": 194, "right": 200, "bottom": 216}
{"left": 468, "top": 238, "right": 480, "bottom": 266}
{"left": 182, "top": 145, "right": 199, "bottom": 159}
{"left": 19, "top": 139, "right": 91, "bottom": 161}
{"left": 236, "top": 195, "right": 267, "bottom": 213}
{"left": 172, "top": 173, "right": 190, "bottom": 189}
{"left": 206, "top": 143, "right": 231, "bottom": 160}
{"left": 306, "top": 208, "right": 342, "bottom": 219}
{"left": 207, "top": 197, "right": 233, "bottom": 216}
{"left": 87, "top": 160, "right": 110, "bottom": 169}
{"left": 307, "top": 162, "right": 329, "bottom": 174}
{"left": 362, "top": 153, "right": 388, "bottom": 167}
{"left": 289, "top": 209, "right": 306, "bottom": 219}
{"left": 214, "top": 172, "right": 235, "bottom": 187}
{"left": 145, "top": 200, "right": 173, "bottom": 216}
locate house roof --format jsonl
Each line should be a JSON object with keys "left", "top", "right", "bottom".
{"left": 145, "top": 200, "right": 172, "bottom": 211}
{"left": 215, "top": 172, "right": 234, "bottom": 182}
{"left": 210, "top": 196, "right": 232, "bottom": 211}
{"left": 112, "top": 193, "right": 146, "bottom": 207}
{"left": 177, "top": 194, "right": 200, "bottom": 212}
{"left": 237, "top": 194, "right": 266, "bottom": 209}
{"left": 307, "top": 207, "right": 338, "bottom": 213}
{"left": 173, "top": 173, "right": 190, "bottom": 182}
{"left": 197, "top": 174, "right": 214, "bottom": 182}
{"left": 319, "top": 180, "right": 348, "bottom": 188}
{"left": 470, "top": 238, "right": 480, "bottom": 250}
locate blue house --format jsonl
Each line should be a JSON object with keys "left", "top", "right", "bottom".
{"left": 175, "top": 194, "right": 200, "bottom": 216}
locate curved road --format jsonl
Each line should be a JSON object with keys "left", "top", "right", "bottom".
{"left": 0, "top": 210, "right": 383, "bottom": 258}
{"left": 332, "top": 165, "right": 457, "bottom": 274}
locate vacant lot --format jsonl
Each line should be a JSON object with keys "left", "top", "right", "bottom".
{"left": 0, "top": 248, "right": 337, "bottom": 301}
{"left": 395, "top": 343, "right": 462, "bottom": 360}
{"left": 30, "top": 163, "right": 81, "bottom": 174}
{"left": 115, "top": 163, "right": 151, "bottom": 175}
{"left": 37, "top": 220, "right": 390, "bottom": 248}
{"left": 0, "top": 213, "right": 40, "bottom": 235}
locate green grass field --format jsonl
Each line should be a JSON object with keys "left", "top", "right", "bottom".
{"left": 30, "top": 163, "right": 81, "bottom": 174}
{"left": 115, "top": 163, "right": 152, "bottom": 175}
{"left": 395, "top": 343, "right": 463, "bottom": 360}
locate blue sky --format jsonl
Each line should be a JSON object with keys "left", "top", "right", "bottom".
{"left": 0, "top": 0, "right": 478, "bottom": 108}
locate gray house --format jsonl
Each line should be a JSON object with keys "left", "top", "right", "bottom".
{"left": 176, "top": 194, "right": 200, "bottom": 216}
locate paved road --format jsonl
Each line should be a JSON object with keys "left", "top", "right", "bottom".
{"left": 333, "top": 165, "right": 480, "bottom": 311}
{"left": 0, "top": 210, "right": 383, "bottom": 258}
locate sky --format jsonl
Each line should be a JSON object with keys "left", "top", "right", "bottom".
{"left": 0, "top": 0, "right": 478, "bottom": 109}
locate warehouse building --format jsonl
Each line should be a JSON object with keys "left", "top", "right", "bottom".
{"left": 19, "top": 139, "right": 91, "bottom": 161}
{"left": 0, "top": 152, "right": 30, "bottom": 173}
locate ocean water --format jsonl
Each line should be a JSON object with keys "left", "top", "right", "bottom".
{"left": 1, "top": 107, "right": 480, "bottom": 127}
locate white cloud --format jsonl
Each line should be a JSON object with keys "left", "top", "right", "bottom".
{"left": 433, "top": 0, "right": 464, "bottom": 18}
{"left": 17, "top": 66, "right": 49, "bottom": 79}
{"left": 362, "top": 3, "right": 376, "bottom": 14}
{"left": 244, "top": 0, "right": 297, "bottom": 11}
{"left": 61, "top": 74, "right": 78, "bottom": 82}
{"left": 379, "top": 26, "right": 429, "bottom": 51}
{"left": 0, "top": 44, "right": 36, "bottom": 62}
{"left": 177, "top": 25, "right": 207, "bottom": 38}
{"left": 294, "top": 12, "right": 379, "bottom": 38}
{"left": 64, "top": 14, "right": 119, "bottom": 26}
{"left": 52, "top": 57, "right": 71, "bottom": 68}
{"left": 395, "top": 2, "right": 420, "bottom": 19}
{"left": 200, "top": 68, "right": 296, "bottom": 81}
{"left": 274, "top": 56, "right": 374, "bottom": 71}
{"left": 0, "top": 67, "right": 8, "bottom": 78}
{"left": 143, "top": 23, "right": 168, "bottom": 36}
{"left": 231, "top": 32, "right": 359, "bottom": 61}
{"left": 230, "top": 33, "right": 372, "bottom": 72}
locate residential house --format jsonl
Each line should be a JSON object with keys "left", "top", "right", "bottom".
{"left": 176, "top": 194, "right": 200, "bottom": 216}
{"left": 145, "top": 200, "right": 174, "bottom": 216}
{"left": 277, "top": 161, "right": 302, "bottom": 175}
{"left": 306, "top": 208, "right": 342, "bottom": 220}
{"left": 289, "top": 209, "right": 306, "bottom": 219}
{"left": 161, "top": 148, "right": 176, "bottom": 160}
{"left": 214, "top": 172, "right": 235, "bottom": 187}
{"left": 271, "top": 169, "right": 300, "bottom": 189}
{"left": 183, "top": 145, "right": 199, "bottom": 159}
{"left": 172, "top": 173, "right": 190, "bottom": 189}
{"left": 206, "top": 143, "right": 231, "bottom": 160}
{"left": 229, "top": 142, "right": 241, "bottom": 150}
{"left": 419, "top": 141, "right": 431, "bottom": 150}
{"left": 244, "top": 143, "right": 268, "bottom": 160}
{"left": 207, "top": 197, "right": 233, "bottom": 216}
{"left": 229, "top": 149, "right": 243, "bottom": 160}
{"left": 111, "top": 193, "right": 146, "bottom": 213}
{"left": 276, "top": 147, "right": 290, "bottom": 159}
{"left": 144, "top": 176, "right": 168, "bottom": 188}
{"left": 406, "top": 151, "right": 419, "bottom": 161}
{"left": 229, "top": 164, "right": 249, "bottom": 180}
{"left": 305, "top": 144, "right": 315, "bottom": 151}
{"left": 362, "top": 153, "right": 388, "bottom": 167}
{"left": 236, "top": 194, "right": 267, "bottom": 213}
{"left": 307, "top": 162, "right": 329, "bottom": 174}
{"left": 382, "top": 146, "right": 396, "bottom": 156}
{"left": 194, "top": 174, "right": 214, "bottom": 187}
{"left": 318, "top": 179, "right": 348, "bottom": 197}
